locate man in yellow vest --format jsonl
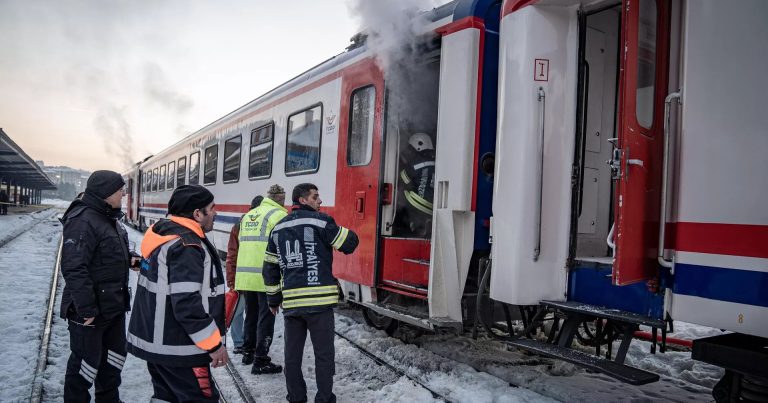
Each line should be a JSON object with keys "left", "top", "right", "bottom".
{"left": 235, "top": 184, "right": 287, "bottom": 374}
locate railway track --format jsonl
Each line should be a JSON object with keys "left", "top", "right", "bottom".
{"left": 333, "top": 328, "right": 454, "bottom": 402}
{"left": 29, "top": 235, "right": 63, "bottom": 403}
{"left": 0, "top": 208, "right": 54, "bottom": 249}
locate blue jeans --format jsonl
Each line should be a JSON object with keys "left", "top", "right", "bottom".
{"left": 230, "top": 296, "right": 245, "bottom": 347}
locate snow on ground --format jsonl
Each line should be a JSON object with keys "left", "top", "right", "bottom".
{"left": 41, "top": 198, "right": 73, "bottom": 209}
{"left": 0, "top": 208, "right": 58, "bottom": 244}
{"left": 0, "top": 209, "right": 61, "bottom": 402}
{"left": 410, "top": 327, "right": 718, "bottom": 403}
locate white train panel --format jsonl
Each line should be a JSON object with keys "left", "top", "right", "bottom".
{"left": 669, "top": 0, "right": 768, "bottom": 337}
{"left": 490, "top": 5, "right": 579, "bottom": 305}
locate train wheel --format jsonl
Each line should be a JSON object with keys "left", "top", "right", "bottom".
{"left": 362, "top": 307, "right": 399, "bottom": 336}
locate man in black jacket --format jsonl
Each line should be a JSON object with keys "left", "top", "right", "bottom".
{"left": 128, "top": 185, "right": 228, "bottom": 402}
{"left": 60, "top": 170, "right": 136, "bottom": 403}
{"left": 263, "top": 183, "right": 359, "bottom": 403}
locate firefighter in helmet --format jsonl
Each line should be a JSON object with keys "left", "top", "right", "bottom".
{"left": 398, "top": 132, "right": 435, "bottom": 237}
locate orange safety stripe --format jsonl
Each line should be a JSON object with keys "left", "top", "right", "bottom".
{"left": 194, "top": 328, "right": 221, "bottom": 351}
{"left": 140, "top": 225, "right": 180, "bottom": 259}
{"left": 192, "top": 367, "right": 212, "bottom": 397}
{"left": 170, "top": 216, "right": 205, "bottom": 238}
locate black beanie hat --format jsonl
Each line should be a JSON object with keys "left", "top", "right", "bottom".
{"left": 85, "top": 170, "right": 125, "bottom": 199}
{"left": 168, "top": 185, "right": 214, "bottom": 215}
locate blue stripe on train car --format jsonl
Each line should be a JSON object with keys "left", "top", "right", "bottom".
{"left": 568, "top": 263, "right": 664, "bottom": 320}
{"left": 674, "top": 263, "right": 768, "bottom": 308}
{"left": 138, "top": 207, "right": 241, "bottom": 225}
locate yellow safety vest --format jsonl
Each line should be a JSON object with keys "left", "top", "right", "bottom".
{"left": 234, "top": 198, "right": 287, "bottom": 292}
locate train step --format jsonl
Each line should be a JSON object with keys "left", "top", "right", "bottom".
{"left": 358, "top": 301, "right": 462, "bottom": 331}
{"left": 541, "top": 300, "right": 665, "bottom": 328}
{"left": 505, "top": 338, "right": 660, "bottom": 385}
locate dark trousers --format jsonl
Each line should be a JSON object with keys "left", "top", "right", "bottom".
{"left": 0, "top": 203, "right": 7, "bottom": 215}
{"left": 147, "top": 362, "right": 219, "bottom": 402}
{"left": 64, "top": 314, "right": 126, "bottom": 403}
{"left": 284, "top": 309, "right": 336, "bottom": 403}
{"left": 242, "top": 291, "right": 275, "bottom": 362}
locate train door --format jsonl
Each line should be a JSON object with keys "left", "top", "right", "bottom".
{"left": 377, "top": 40, "right": 441, "bottom": 300}
{"left": 612, "top": 0, "right": 670, "bottom": 285}
{"left": 571, "top": 0, "right": 670, "bottom": 286}
{"left": 332, "top": 61, "right": 385, "bottom": 287}
{"left": 570, "top": 6, "right": 621, "bottom": 269}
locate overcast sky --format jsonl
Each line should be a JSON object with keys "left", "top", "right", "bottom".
{"left": 0, "top": 0, "right": 373, "bottom": 172}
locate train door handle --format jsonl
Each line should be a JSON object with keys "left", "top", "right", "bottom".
{"left": 355, "top": 191, "right": 365, "bottom": 217}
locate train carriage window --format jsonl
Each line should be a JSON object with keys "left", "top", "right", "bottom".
{"left": 347, "top": 86, "right": 376, "bottom": 166}
{"left": 223, "top": 135, "right": 242, "bottom": 183}
{"left": 141, "top": 172, "right": 146, "bottom": 192}
{"left": 249, "top": 123, "right": 274, "bottom": 179}
{"left": 286, "top": 104, "right": 322, "bottom": 175}
{"left": 189, "top": 152, "right": 200, "bottom": 185}
{"left": 636, "top": 0, "right": 657, "bottom": 129}
{"left": 177, "top": 156, "right": 187, "bottom": 186}
{"left": 204, "top": 145, "right": 218, "bottom": 185}
{"left": 167, "top": 161, "right": 176, "bottom": 190}
{"left": 152, "top": 168, "right": 159, "bottom": 192}
{"left": 159, "top": 165, "right": 166, "bottom": 191}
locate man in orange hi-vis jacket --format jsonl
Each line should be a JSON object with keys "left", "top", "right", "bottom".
{"left": 127, "top": 185, "right": 228, "bottom": 402}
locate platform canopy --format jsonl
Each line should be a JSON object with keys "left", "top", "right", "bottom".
{"left": 0, "top": 128, "right": 57, "bottom": 190}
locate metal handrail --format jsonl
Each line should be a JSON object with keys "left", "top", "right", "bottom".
{"left": 658, "top": 91, "right": 681, "bottom": 269}
{"left": 534, "top": 87, "right": 546, "bottom": 261}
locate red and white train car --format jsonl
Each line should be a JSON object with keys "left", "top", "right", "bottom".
{"left": 121, "top": 0, "right": 768, "bottom": 398}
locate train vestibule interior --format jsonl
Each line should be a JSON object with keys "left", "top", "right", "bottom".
{"left": 381, "top": 36, "right": 441, "bottom": 240}
{"left": 572, "top": 4, "right": 621, "bottom": 264}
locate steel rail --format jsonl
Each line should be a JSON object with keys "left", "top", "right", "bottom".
{"left": 30, "top": 235, "right": 63, "bottom": 403}
{"left": 334, "top": 329, "right": 453, "bottom": 403}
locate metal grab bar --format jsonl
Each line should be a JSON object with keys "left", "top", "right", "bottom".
{"left": 658, "top": 91, "right": 681, "bottom": 269}
{"left": 534, "top": 87, "right": 545, "bottom": 261}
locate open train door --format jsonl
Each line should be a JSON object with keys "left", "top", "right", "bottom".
{"left": 332, "top": 60, "right": 385, "bottom": 287}
{"left": 612, "top": 0, "right": 670, "bottom": 285}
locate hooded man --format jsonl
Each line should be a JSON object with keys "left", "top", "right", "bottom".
{"left": 235, "top": 184, "right": 287, "bottom": 374}
{"left": 60, "top": 170, "right": 135, "bottom": 403}
{"left": 127, "top": 185, "right": 228, "bottom": 402}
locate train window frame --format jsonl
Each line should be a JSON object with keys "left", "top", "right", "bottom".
{"left": 159, "top": 164, "right": 166, "bottom": 191}
{"left": 203, "top": 144, "right": 218, "bottom": 186}
{"left": 347, "top": 85, "right": 376, "bottom": 167}
{"left": 189, "top": 152, "right": 200, "bottom": 185}
{"left": 285, "top": 103, "right": 323, "bottom": 176}
{"left": 223, "top": 135, "right": 242, "bottom": 184}
{"left": 167, "top": 161, "right": 176, "bottom": 190}
{"left": 141, "top": 172, "right": 146, "bottom": 192}
{"left": 248, "top": 122, "right": 275, "bottom": 181}
{"left": 152, "top": 168, "right": 159, "bottom": 192}
{"left": 177, "top": 156, "right": 187, "bottom": 186}
{"left": 635, "top": 0, "right": 657, "bottom": 130}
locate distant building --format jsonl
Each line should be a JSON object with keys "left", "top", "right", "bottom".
{"left": 37, "top": 161, "right": 90, "bottom": 200}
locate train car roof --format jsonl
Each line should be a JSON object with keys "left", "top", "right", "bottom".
{"left": 139, "top": 0, "right": 499, "bottom": 165}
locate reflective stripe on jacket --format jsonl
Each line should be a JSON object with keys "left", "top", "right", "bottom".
{"left": 263, "top": 205, "right": 359, "bottom": 315}
{"left": 234, "top": 197, "right": 287, "bottom": 292}
{"left": 127, "top": 216, "right": 226, "bottom": 367}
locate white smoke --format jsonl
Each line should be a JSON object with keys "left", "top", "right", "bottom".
{"left": 346, "top": 0, "right": 437, "bottom": 74}
{"left": 346, "top": 0, "right": 443, "bottom": 131}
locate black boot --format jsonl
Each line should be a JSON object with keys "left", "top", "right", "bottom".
{"left": 241, "top": 351, "right": 255, "bottom": 365}
{"left": 252, "top": 361, "right": 282, "bottom": 375}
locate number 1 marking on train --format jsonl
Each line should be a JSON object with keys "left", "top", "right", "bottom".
{"left": 534, "top": 59, "right": 549, "bottom": 82}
